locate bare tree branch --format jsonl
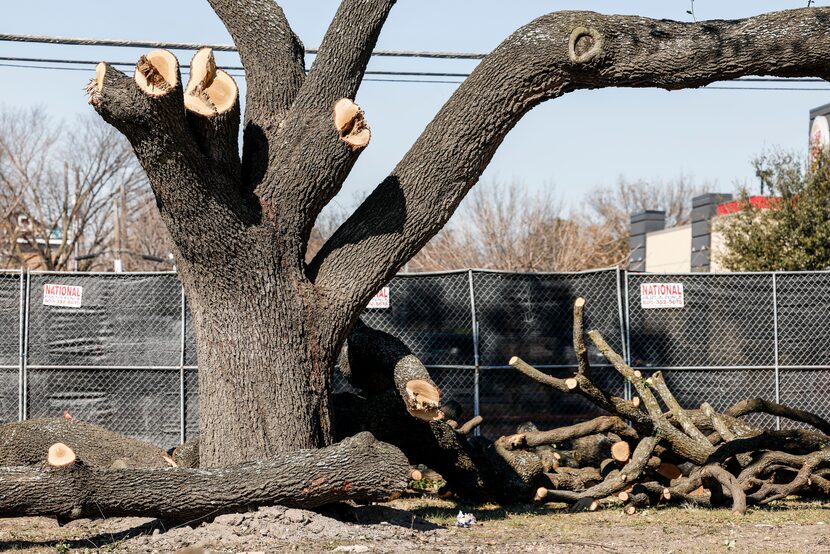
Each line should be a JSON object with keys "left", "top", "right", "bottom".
{"left": 0, "top": 108, "right": 149, "bottom": 271}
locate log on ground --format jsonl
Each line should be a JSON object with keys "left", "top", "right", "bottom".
{"left": 0, "top": 432, "right": 408, "bottom": 522}
{"left": 0, "top": 418, "right": 171, "bottom": 468}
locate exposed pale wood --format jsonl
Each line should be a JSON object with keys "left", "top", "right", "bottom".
{"left": 47, "top": 443, "right": 76, "bottom": 467}
{"left": 656, "top": 463, "right": 682, "bottom": 481}
{"left": 185, "top": 70, "right": 238, "bottom": 116}
{"left": 457, "top": 416, "right": 484, "bottom": 435}
{"left": 409, "top": 468, "right": 423, "bottom": 481}
{"left": 134, "top": 49, "right": 178, "bottom": 96}
{"left": 611, "top": 441, "right": 631, "bottom": 463}
{"left": 405, "top": 379, "right": 442, "bottom": 421}
{"left": 333, "top": 98, "right": 371, "bottom": 149}
{"left": 185, "top": 48, "right": 217, "bottom": 96}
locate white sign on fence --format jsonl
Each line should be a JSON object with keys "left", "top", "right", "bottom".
{"left": 43, "top": 284, "right": 83, "bottom": 308}
{"left": 640, "top": 282, "right": 684, "bottom": 309}
{"left": 366, "top": 286, "right": 390, "bottom": 309}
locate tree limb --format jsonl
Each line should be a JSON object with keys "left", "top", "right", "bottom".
{"left": 89, "top": 59, "right": 250, "bottom": 267}
{"left": 725, "top": 398, "right": 830, "bottom": 435}
{"left": 0, "top": 432, "right": 407, "bottom": 522}
{"left": 310, "top": 8, "right": 830, "bottom": 314}
{"left": 256, "top": 0, "right": 396, "bottom": 253}
{"left": 339, "top": 319, "right": 441, "bottom": 420}
{"left": 206, "top": 0, "right": 305, "bottom": 188}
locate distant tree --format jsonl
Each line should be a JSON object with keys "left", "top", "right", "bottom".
{"left": 583, "top": 175, "right": 708, "bottom": 267}
{"left": 0, "top": 108, "right": 156, "bottom": 271}
{"left": 717, "top": 150, "right": 830, "bottom": 271}
{"left": 409, "top": 181, "right": 614, "bottom": 272}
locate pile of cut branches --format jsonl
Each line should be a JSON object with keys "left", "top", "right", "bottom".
{"left": 496, "top": 298, "right": 830, "bottom": 513}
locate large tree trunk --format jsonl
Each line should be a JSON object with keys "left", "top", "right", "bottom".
{"left": 185, "top": 266, "right": 342, "bottom": 467}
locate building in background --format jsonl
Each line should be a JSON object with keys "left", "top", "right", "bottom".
{"left": 630, "top": 104, "right": 825, "bottom": 273}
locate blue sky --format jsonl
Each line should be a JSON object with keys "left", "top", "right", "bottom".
{"left": 3, "top": 1, "right": 830, "bottom": 214}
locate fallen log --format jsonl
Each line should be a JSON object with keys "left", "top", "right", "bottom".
{"left": 0, "top": 419, "right": 171, "bottom": 468}
{"left": 340, "top": 319, "right": 442, "bottom": 421}
{"left": 0, "top": 431, "right": 408, "bottom": 522}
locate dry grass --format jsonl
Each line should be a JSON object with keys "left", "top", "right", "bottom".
{"left": 0, "top": 499, "right": 828, "bottom": 553}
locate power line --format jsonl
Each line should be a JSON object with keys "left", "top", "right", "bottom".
{"left": 0, "top": 33, "right": 487, "bottom": 60}
{"left": 4, "top": 61, "right": 828, "bottom": 91}
{"left": 0, "top": 56, "right": 471, "bottom": 78}
{"left": 0, "top": 55, "right": 828, "bottom": 89}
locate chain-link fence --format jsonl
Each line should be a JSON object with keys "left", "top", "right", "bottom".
{"left": 2, "top": 268, "right": 829, "bottom": 447}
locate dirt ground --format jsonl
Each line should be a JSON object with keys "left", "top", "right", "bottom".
{"left": 0, "top": 498, "right": 828, "bottom": 553}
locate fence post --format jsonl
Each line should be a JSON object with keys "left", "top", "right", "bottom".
{"left": 179, "top": 283, "right": 187, "bottom": 444}
{"left": 467, "top": 270, "right": 481, "bottom": 435}
{"left": 772, "top": 273, "right": 781, "bottom": 431}
{"left": 21, "top": 269, "right": 30, "bottom": 421}
{"left": 17, "top": 271, "right": 24, "bottom": 421}
{"left": 622, "top": 269, "right": 632, "bottom": 401}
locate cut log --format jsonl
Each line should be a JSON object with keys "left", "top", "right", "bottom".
{"left": 340, "top": 320, "right": 442, "bottom": 421}
{"left": 655, "top": 462, "right": 682, "bottom": 481}
{"left": 47, "top": 443, "right": 76, "bottom": 467}
{"left": 0, "top": 419, "right": 171, "bottom": 468}
{"left": 611, "top": 440, "right": 631, "bottom": 463}
{"left": 457, "top": 416, "right": 484, "bottom": 435}
{"left": 409, "top": 468, "right": 423, "bottom": 481}
{"left": 573, "top": 297, "right": 591, "bottom": 379}
{"left": 0, "top": 432, "right": 408, "bottom": 522}
{"left": 501, "top": 416, "right": 638, "bottom": 451}
{"left": 542, "top": 467, "right": 602, "bottom": 491}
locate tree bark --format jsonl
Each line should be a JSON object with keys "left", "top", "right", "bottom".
{"left": 0, "top": 419, "right": 170, "bottom": 468}
{"left": 0, "top": 432, "right": 407, "bottom": 522}
{"left": 88, "top": 4, "right": 830, "bottom": 471}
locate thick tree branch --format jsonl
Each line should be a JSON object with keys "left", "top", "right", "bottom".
{"left": 339, "top": 319, "right": 441, "bottom": 420}
{"left": 0, "top": 432, "right": 407, "bottom": 521}
{"left": 184, "top": 48, "right": 242, "bottom": 182}
{"left": 255, "top": 0, "right": 396, "bottom": 257}
{"left": 310, "top": 8, "right": 830, "bottom": 313}
{"left": 206, "top": 0, "right": 305, "bottom": 188}
{"left": 725, "top": 398, "right": 830, "bottom": 435}
{"left": 89, "top": 59, "right": 249, "bottom": 268}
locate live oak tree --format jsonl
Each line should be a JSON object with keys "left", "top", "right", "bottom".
{"left": 87, "top": 2, "right": 830, "bottom": 469}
